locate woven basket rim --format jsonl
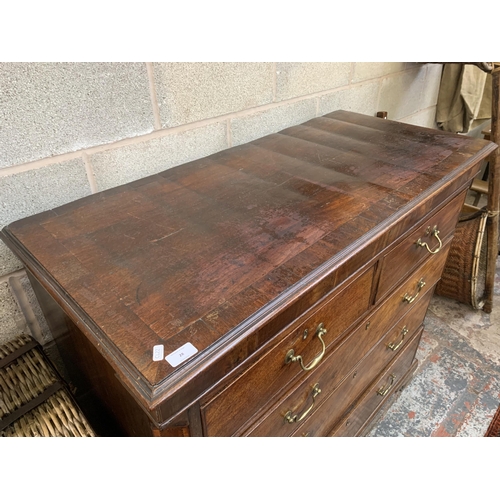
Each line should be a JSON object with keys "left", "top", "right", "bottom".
{"left": 1, "top": 334, "right": 96, "bottom": 437}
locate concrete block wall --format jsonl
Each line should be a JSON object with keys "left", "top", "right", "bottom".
{"left": 0, "top": 62, "right": 443, "bottom": 345}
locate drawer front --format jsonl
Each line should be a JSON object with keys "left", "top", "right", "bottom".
{"left": 295, "top": 326, "right": 422, "bottom": 437}
{"left": 244, "top": 284, "right": 432, "bottom": 436}
{"left": 331, "top": 329, "right": 423, "bottom": 437}
{"left": 376, "top": 192, "right": 465, "bottom": 301}
{"left": 378, "top": 237, "right": 451, "bottom": 328}
{"left": 201, "top": 267, "right": 374, "bottom": 436}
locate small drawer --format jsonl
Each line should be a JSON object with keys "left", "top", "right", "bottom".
{"left": 201, "top": 266, "right": 374, "bottom": 436}
{"left": 331, "top": 329, "right": 423, "bottom": 437}
{"left": 295, "top": 325, "right": 422, "bottom": 437}
{"left": 244, "top": 282, "right": 432, "bottom": 436}
{"left": 379, "top": 237, "right": 451, "bottom": 327}
{"left": 376, "top": 192, "right": 465, "bottom": 301}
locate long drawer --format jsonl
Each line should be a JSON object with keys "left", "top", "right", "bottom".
{"left": 200, "top": 266, "right": 374, "bottom": 436}
{"left": 294, "top": 326, "right": 423, "bottom": 437}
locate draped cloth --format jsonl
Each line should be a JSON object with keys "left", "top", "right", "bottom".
{"left": 436, "top": 63, "right": 492, "bottom": 133}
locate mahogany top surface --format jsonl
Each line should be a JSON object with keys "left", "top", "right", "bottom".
{"left": 1, "top": 110, "right": 496, "bottom": 393}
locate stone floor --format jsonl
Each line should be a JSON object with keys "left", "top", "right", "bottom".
{"left": 368, "top": 257, "right": 500, "bottom": 437}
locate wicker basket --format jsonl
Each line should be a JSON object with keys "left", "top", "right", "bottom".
{"left": 435, "top": 207, "right": 488, "bottom": 309}
{"left": 0, "top": 334, "right": 96, "bottom": 437}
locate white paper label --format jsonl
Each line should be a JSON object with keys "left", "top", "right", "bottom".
{"left": 165, "top": 342, "right": 198, "bottom": 367}
{"left": 152, "top": 345, "right": 164, "bottom": 362}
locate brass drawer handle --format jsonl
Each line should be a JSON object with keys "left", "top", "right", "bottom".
{"left": 284, "top": 383, "right": 321, "bottom": 424}
{"left": 377, "top": 374, "right": 396, "bottom": 397}
{"left": 403, "top": 278, "right": 426, "bottom": 304}
{"left": 387, "top": 326, "right": 409, "bottom": 351}
{"left": 285, "top": 323, "right": 327, "bottom": 371}
{"left": 416, "top": 225, "right": 443, "bottom": 254}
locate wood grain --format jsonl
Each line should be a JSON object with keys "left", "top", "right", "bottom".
{"left": 1, "top": 110, "right": 496, "bottom": 430}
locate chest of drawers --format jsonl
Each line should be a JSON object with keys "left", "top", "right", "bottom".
{"left": 1, "top": 110, "right": 495, "bottom": 436}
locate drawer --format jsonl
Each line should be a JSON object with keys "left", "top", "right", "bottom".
{"left": 331, "top": 328, "right": 423, "bottom": 437}
{"left": 376, "top": 192, "right": 465, "bottom": 301}
{"left": 378, "top": 237, "right": 451, "bottom": 328}
{"left": 244, "top": 283, "right": 433, "bottom": 436}
{"left": 294, "top": 325, "right": 422, "bottom": 437}
{"left": 201, "top": 266, "right": 374, "bottom": 436}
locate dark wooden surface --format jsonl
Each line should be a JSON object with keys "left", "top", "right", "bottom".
{"left": 1, "top": 110, "right": 496, "bottom": 426}
{"left": 330, "top": 331, "right": 423, "bottom": 437}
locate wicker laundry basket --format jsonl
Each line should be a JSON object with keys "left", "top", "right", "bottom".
{"left": 435, "top": 206, "right": 489, "bottom": 309}
{"left": 0, "top": 333, "right": 96, "bottom": 437}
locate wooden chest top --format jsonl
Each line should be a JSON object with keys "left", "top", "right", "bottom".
{"left": 1, "top": 110, "right": 495, "bottom": 412}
